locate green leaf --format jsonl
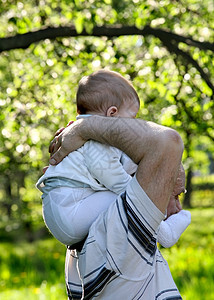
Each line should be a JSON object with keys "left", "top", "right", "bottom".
{"left": 74, "top": 12, "right": 84, "bottom": 33}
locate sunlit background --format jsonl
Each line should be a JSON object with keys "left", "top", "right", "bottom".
{"left": 0, "top": 0, "right": 213, "bottom": 299}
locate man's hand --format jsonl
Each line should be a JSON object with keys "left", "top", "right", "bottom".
{"left": 49, "top": 121, "right": 75, "bottom": 154}
{"left": 166, "top": 164, "right": 185, "bottom": 218}
{"left": 43, "top": 166, "right": 49, "bottom": 174}
{"left": 49, "top": 119, "right": 86, "bottom": 165}
{"left": 166, "top": 198, "right": 182, "bottom": 218}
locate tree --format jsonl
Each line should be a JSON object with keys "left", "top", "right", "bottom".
{"left": 0, "top": 0, "right": 213, "bottom": 238}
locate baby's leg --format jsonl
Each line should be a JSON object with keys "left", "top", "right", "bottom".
{"left": 157, "top": 210, "right": 191, "bottom": 248}
{"left": 71, "top": 190, "right": 117, "bottom": 241}
{"left": 43, "top": 187, "right": 93, "bottom": 244}
{"left": 43, "top": 187, "right": 117, "bottom": 245}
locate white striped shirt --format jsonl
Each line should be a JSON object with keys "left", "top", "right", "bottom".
{"left": 65, "top": 176, "right": 182, "bottom": 300}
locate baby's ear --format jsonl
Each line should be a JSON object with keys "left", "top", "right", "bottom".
{"left": 106, "top": 106, "right": 118, "bottom": 117}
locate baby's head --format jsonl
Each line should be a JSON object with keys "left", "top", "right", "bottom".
{"left": 76, "top": 69, "right": 140, "bottom": 118}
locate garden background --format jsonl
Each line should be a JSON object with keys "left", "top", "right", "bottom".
{"left": 0, "top": 0, "right": 213, "bottom": 299}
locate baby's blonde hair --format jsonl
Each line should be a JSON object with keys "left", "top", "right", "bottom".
{"left": 76, "top": 69, "right": 139, "bottom": 115}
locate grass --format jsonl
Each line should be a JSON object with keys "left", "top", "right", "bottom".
{"left": 0, "top": 207, "right": 214, "bottom": 299}
{"left": 0, "top": 239, "right": 67, "bottom": 300}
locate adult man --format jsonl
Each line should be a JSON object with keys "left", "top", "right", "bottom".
{"left": 49, "top": 116, "right": 184, "bottom": 299}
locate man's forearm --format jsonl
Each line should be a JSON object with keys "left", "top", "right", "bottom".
{"left": 76, "top": 116, "right": 143, "bottom": 163}
{"left": 76, "top": 116, "right": 180, "bottom": 164}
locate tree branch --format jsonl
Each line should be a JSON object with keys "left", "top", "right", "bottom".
{"left": 0, "top": 25, "right": 142, "bottom": 52}
{"left": 1, "top": 24, "right": 213, "bottom": 96}
{"left": 0, "top": 24, "right": 213, "bottom": 53}
{"left": 158, "top": 35, "right": 214, "bottom": 95}
{"left": 146, "top": 26, "right": 214, "bottom": 52}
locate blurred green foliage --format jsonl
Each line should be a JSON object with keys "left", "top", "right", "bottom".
{"left": 0, "top": 2, "right": 213, "bottom": 299}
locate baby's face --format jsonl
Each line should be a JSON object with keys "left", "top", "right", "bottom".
{"left": 117, "top": 101, "right": 139, "bottom": 118}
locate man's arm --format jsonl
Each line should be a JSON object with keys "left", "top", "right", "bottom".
{"left": 49, "top": 116, "right": 183, "bottom": 214}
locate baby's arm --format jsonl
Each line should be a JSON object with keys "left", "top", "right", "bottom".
{"left": 157, "top": 210, "right": 191, "bottom": 248}
{"left": 84, "top": 141, "right": 132, "bottom": 194}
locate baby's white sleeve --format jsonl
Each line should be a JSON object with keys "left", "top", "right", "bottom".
{"left": 84, "top": 141, "right": 132, "bottom": 195}
{"left": 120, "top": 152, "right": 138, "bottom": 175}
{"left": 157, "top": 210, "right": 191, "bottom": 248}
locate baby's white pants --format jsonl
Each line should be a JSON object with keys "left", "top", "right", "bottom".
{"left": 42, "top": 187, "right": 117, "bottom": 245}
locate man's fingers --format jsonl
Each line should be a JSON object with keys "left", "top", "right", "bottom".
{"left": 49, "top": 133, "right": 62, "bottom": 154}
{"left": 176, "top": 199, "right": 182, "bottom": 211}
{"left": 49, "top": 137, "right": 59, "bottom": 153}
{"left": 43, "top": 166, "right": 49, "bottom": 174}
{"left": 54, "top": 127, "right": 65, "bottom": 137}
{"left": 49, "top": 123, "right": 73, "bottom": 153}
{"left": 49, "top": 141, "right": 55, "bottom": 154}
{"left": 66, "top": 121, "right": 74, "bottom": 127}
{"left": 49, "top": 147, "right": 67, "bottom": 165}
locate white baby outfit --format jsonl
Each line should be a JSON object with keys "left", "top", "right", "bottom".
{"left": 37, "top": 140, "right": 136, "bottom": 244}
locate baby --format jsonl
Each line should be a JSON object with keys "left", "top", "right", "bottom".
{"left": 37, "top": 69, "right": 190, "bottom": 247}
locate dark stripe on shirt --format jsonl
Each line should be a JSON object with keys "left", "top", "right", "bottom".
{"left": 106, "top": 248, "right": 122, "bottom": 274}
{"left": 127, "top": 236, "right": 153, "bottom": 265}
{"left": 121, "top": 192, "right": 157, "bottom": 256}
{"left": 126, "top": 192, "right": 156, "bottom": 233}
{"left": 116, "top": 197, "right": 128, "bottom": 233}
{"left": 164, "top": 297, "right": 182, "bottom": 300}
{"left": 156, "top": 288, "right": 182, "bottom": 300}
{"left": 84, "top": 263, "right": 106, "bottom": 279}
{"left": 66, "top": 283, "right": 82, "bottom": 300}
{"left": 133, "top": 273, "right": 154, "bottom": 299}
{"left": 83, "top": 267, "right": 116, "bottom": 299}
{"left": 116, "top": 197, "right": 154, "bottom": 265}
